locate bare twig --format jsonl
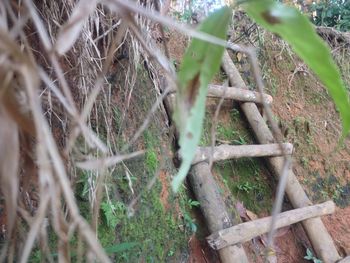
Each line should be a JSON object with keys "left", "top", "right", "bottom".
{"left": 105, "top": 0, "right": 245, "bottom": 53}
{"left": 209, "top": 81, "right": 228, "bottom": 169}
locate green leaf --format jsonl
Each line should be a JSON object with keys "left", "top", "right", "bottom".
{"left": 242, "top": 0, "right": 350, "bottom": 139}
{"left": 172, "top": 7, "right": 232, "bottom": 192}
{"left": 306, "top": 248, "right": 313, "bottom": 258}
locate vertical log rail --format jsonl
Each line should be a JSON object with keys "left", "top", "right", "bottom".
{"left": 221, "top": 51, "right": 341, "bottom": 263}
{"left": 165, "top": 94, "right": 249, "bottom": 263}
{"left": 189, "top": 163, "right": 249, "bottom": 263}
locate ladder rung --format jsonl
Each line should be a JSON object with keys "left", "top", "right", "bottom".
{"left": 168, "top": 85, "right": 273, "bottom": 104}
{"left": 207, "top": 84, "right": 273, "bottom": 104}
{"left": 207, "top": 201, "right": 335, "bottom": 250}
{"left": 191, "top": 143, "right": 293, "bottom": 164}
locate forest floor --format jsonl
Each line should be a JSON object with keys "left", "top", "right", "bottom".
{"left": 1, "top": 7, "right": 349, "bottom": 263}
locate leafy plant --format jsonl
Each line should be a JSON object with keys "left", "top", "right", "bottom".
{"left": 242, "top": 0, "right": 350, "bottom": 139}
{"left": 173, "top": 9, "right": 194, "bottom": 23}
{"left": 217, "top": 124, "right": 238, "bottom": 141}
{"left": 183, "top": 212, "right": 197, "bottom": 233}
{"left": 237, "top": 181, "right": 255, "bottom": 193}
{"left": 172, "top": 7, "right": 232, "bottom": 191}
{"left": 167, "top": 249, "right": 175, "bottom": 257}
{"left": 101, "top": 201, "right": 126, "bottom": 229}
{"left": 188, "top": 199, "right": 200, "bottom": 209}
{"left": 233, "top": 135, "right": 247, "bottom": 145}
{"left": 304, "top": 248, "right": 322, "bottom": 263}
{"left": 311, "top": 0, "right": 350, "bottom": 32}
{"left": 145, "top": 149, "right": 158, "bottom": 173}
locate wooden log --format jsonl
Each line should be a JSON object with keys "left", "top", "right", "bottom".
{"left": 207, "top": 201, "right": 335, "bottom": 250}
{"left": 168, "top": 85, "right": 273, "bottom": 104}
{"left": 189, "top": 162, "right": 249, "bottom": 263}
{"left": 192, "top": 143, "right": 293, "bottom": 164}
{"left": 207, "top": 84, "right": 273, "bottom": 104}
{"left": 222, "top": 51, "right": 341, "bottom": 263}
{"left": 164, "top": 86, "right": 249, "bottom": 262}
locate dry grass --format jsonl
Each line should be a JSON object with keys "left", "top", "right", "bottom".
{"left": 0, "top": 0, "right": 163, "bottom": 261}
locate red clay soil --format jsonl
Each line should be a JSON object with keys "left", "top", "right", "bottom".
{"left": 323, "top": 206, "right": 350, "bottom": 257}
{"left": 159, "top": 170, "right": 171, "bottom": 211}
{"left": 187, "top": 234, "right": 220, "bottom": 263}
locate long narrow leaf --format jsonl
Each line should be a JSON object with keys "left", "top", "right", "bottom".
{"left": 243, "top": 0, "right": 350, "bottom": 138}
{"left": 172, "top": 7, "right": 232, "bottom": 192}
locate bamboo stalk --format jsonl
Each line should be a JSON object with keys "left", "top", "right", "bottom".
{"left": 207, "top": 201, "right": 335, "bottom": 250}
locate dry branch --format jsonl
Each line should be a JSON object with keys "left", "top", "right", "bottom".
{"left": 222, "top": 51, "right": 341, "bottom": 263}
{"left": 207, "top": 201, "right": 335, "bottom": 250}
{"left": 192, "top": 143, "right": 293, "bottom": 164}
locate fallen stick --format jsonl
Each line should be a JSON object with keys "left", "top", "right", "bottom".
{"left": 207, "top": 201, "right": 335, "bottom": 250}
{"left": 192, "top": 143, "right": 293, "bottom": 164}
{"left": 222, "top": 51, "right": 341, "bottom": 263}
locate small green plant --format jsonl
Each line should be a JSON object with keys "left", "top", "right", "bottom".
{"left": 187, "top": 199, "right": 200, "bottom": 209}
{"left": 332, "top": 184, "right": 344, "bottom": 200}
{"left": 304, "top": 248, "right": 322, "bottom": 263}
{"left": 101, "top": 201, "right": 126, "bottom": 229}
{"left": 237, "top": 181, "right": 255, "bottom": 194}
{"left": 183, "top": 212, "right": 197, "bottom": 233}
{"left": 233, "top": 135, "right": 247, "bottom": 145}
{"left": 311, "top": 0, "right": 350, "bottom": 32}
{"left": 217, "top": 124, "right": 237, "bottom": 141}
{"left": 167, "top": 249, "right": 175, "bottom": 257}
{"left": 301, "top": 157, "right": 309, "bottom": 168}
{"left": 173, "top": 9, "right": 193, "bottom": 23}
{"left": 145, "top": 149, "right": 158, "bottom": 173}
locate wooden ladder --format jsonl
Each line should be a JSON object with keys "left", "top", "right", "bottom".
{"left": 164, "top": 50, "right": 342, "bottom": 263}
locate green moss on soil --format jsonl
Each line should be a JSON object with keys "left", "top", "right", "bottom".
{"left": 200, "top": 103, "right": 274, "bottom": 214}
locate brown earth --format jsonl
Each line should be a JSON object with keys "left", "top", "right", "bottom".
{"left": 262, "top": 36, "right": 350, "bottom": 258}
{"left": 159, "top": 170, "right": 170, "bottom": 211}
{"left": 323, "top": 207, "right": 350, "bottom": 257}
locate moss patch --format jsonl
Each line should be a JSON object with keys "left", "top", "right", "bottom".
{"left": 200, "top": 102, "right": 274, "bottom": 214}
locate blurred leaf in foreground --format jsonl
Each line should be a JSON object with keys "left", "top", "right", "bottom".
{"left": 172, "top": 7, "right": 232, "bottom": 192}
{"left": 243, "top": 0, "right": 350, "bottom": 139}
